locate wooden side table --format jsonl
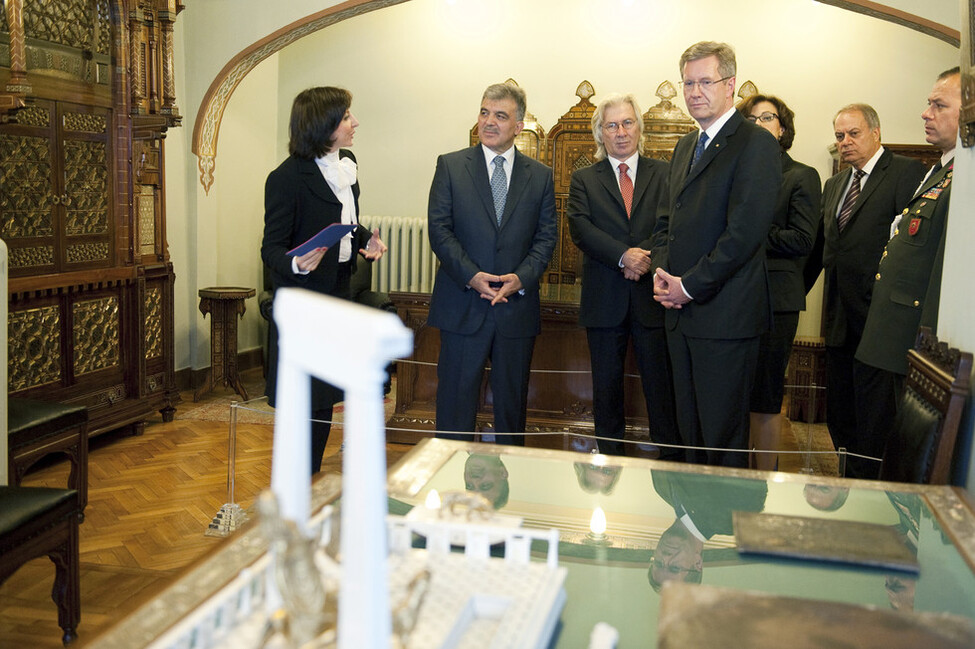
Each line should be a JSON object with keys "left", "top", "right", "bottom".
{"left": 787, "top": 336, "right": 827, "bottom": 423}
{"left": 195, "top": 287, "right": 256, "bottom": 402}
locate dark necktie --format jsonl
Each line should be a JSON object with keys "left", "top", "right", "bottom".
{"left": 690, "top": 132, "right": 709, "bottom": 169}
{"left": 837, "top": 168, "right": 865, "bottom": 233}
{"left": 490, "top": 155, "right": 507, "bottom": 226}
{"left": 931, "top": 160, "right": 943, "bottom": 176}
{"left": 618, "top": 162, "right": 633, "bottom": 218}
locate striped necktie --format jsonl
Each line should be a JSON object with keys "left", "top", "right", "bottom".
{"left": 837, "top": 168, "right": 864, "bottom": 232}
{"left": 490, "top": 155, "right": 507, "bottom": 226}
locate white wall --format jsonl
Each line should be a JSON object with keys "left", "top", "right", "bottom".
{"left": 169, "top": 0, "right": 965, "bottom": 446}
{"left": 192, "top": 0, "right": 955, "bottom": 355}
{"left": 938, "top": 145, "right": 975, "bottom": 493}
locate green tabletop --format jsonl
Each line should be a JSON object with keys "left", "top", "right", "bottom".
{"left": 387, "top": 439, "right": 975, "bottom": 647}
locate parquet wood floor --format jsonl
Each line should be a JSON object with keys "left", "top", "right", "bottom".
{"left": 0, "top": 368, "right": 829, "bottom": 648}
{"left": 0, "top": 370, "right": 412, "bottom": 649}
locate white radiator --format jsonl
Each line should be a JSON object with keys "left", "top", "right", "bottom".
{"left": 361, "top": 215, "right": 437, "bottom": 293}
{"left": 1, "top": 239, "right": 8, "bottom": 484}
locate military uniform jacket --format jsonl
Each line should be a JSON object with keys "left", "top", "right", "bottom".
{"left": 856, "top": 161, "right": 952, "bottom": 374}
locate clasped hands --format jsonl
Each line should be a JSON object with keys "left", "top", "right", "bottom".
{"left": 470, "top": 272, "right": 522, "bottom": 306}
{"left": 294, "top": 227, "right": 387, "bottom": 272}
{"left": 621, "top": 247, "right": 652, "bottom": 281}
{"left": 653, "top": 268, "right": 690, "bottom": 309}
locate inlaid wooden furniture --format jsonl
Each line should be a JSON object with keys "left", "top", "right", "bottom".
{"left": 881, "top": 327, "right": 973, "bottom": 484}
{"left": 787, "top": 336, "right": 827, "bottom": 424}
{"left": 194, "top": 287, "right": 255, "bottom": 402}
{"left": 1, "top": 1, "right": 182, "bottom": 439}
{"left": 0, "top": 486, "right": 82, "bottom": 645}
{"left": 7, "top": 398, "right": 89, "bottom": 510}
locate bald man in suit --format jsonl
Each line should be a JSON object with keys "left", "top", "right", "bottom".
{"left": 428, "top": 83, "right": 557, "bottom": 445}
{"left": 817, "top": 103, "right": 924, "bottom": 478}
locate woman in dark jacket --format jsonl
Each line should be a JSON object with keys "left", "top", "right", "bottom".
{"left": 738, "top": 94, "right": 820, "bottom": 470}
{"left": 262, "top": 86, "right": 386, "bottom": 473}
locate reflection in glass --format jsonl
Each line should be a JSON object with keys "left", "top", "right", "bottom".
{"left": 649, "top": 470, "right": 768, "bottom": 592}
{"left": 803, "top": 484, "right": 850, "bottom": 511}
{"left": 574, "top": 462, "right": 623, "bottom": 495}
{"left": 464, "top": 453, "right": 510, "bottom": 509}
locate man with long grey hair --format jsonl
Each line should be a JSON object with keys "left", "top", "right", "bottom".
{"left": 568, "top": 93, "right": 679, "bottom": 458}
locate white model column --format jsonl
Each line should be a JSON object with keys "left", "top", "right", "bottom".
{"left": 271, "top": 288, "right": 412, "bottom": 649}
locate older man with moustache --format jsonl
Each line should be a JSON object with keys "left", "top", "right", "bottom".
{"left": 428, "top": 83, "right": 557, "bottom": 446}
{"left": 567, "top": 93, "right": 679, "bottom": 458}
{"left": 817, "top": 104, "right": 925, "bottom": 478}
{"left": 854, "top": 68, "right": 961, "bottom": 471}
{"left": 650, "top": 41, "right": 781, "bottom": 467}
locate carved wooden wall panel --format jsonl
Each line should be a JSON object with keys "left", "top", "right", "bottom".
{"left": 542, "top": 81, "right": 597, "bottom": 302}
{"left": 7, "top": 302, "right": 61, "bottom": 391}
{"left": 2, "top": 1, "right": 181, "bottom": 437}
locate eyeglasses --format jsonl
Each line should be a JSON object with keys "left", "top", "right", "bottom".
{"left": 747, "top": 112, "right": 779, "bottom": 123}
{"left": 602, "top": 119, "right": 637, "bottom": 132}
{"left": 681, "top": 76, "right": 732, "bottom": 91}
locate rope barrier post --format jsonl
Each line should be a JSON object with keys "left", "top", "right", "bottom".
{"left": 205, "top": 399, "right": 249, "bottom": 536}
{"left": 799, "top": 424, "right": 815, "bottom": 474}
{"left": 837, "top": 447, "right": 848, "bottom": 478}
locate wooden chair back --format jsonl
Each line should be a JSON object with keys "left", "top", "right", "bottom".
{"left": 880, "top": 327, "right": 973, "bottom": 484}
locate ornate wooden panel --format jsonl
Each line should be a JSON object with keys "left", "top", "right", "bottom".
{"left": 0, "top": 99, "right": 113, "bottom": 276}
{"left": 542, "top": 81, "right": 598, "bottom": 302}
{"left": 2, "top": 1, "right": 182, "bottom": 437}
{"left": 643, "top": 81, "right": 697, "bottom": 160}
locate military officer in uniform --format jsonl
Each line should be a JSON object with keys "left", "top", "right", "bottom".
{"left": 854, "top": 67, "right": 961, "bottom": 473}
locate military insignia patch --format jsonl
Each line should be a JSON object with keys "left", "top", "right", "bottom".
{"left": 922, "top": 186, "right": 944, "bottom": 200}
{"left": 908, "top": 218, "right": 921, "bottom": 236}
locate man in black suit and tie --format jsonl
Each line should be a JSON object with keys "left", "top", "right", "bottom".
{"left": 855, "top": 68, "right": 960, "bottom": 468}
{"left": 818, "top": 104, "right": 925, "bottom": 478}
{"left": 648, "top": 469, "right": 768, "bottom": 591}
{"left": 650, "top": 41, "right": 782, "bottom": 467}
{"left": 428, "top": 83, "right": 557, "bottom": 446}
{"left": 567, "top": 93, "right": 679, "bottom": 458}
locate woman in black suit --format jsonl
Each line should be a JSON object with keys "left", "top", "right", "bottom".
{"left": 738, "top": 94, "right": 820, "bottom": 470}
{"left": 262, "top": 86, "right": 386, "bottom": 474}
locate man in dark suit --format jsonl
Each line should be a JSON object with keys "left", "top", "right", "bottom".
{"left": 567, "top": 93, "right": 679, "bottom": 458}
{"left": 818, "top": 103, "right": 925, "bottom": 478}
{"left": 428, "top": 83, "right": 557, "bottom": 445}
{"left": 855, "top": 68, "right": 960, "bottom": 467}
{"left": 648, "top": 469, "right": 767, "bottom": 591}
{"left": 650, "top": 41, "right": 781, "bottom": 467}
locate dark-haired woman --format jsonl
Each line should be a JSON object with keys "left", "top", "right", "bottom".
{"left": 262, "top": 86, "right": 386, "bottom": 474}
{"left": 737, "top": 94, "right": 820, "bottom": 470}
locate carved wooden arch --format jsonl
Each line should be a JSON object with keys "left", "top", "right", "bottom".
{"left": 191, "top": 0, "right": 409, "bottom": 194}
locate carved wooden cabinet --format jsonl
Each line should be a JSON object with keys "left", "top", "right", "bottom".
{"left": 1, "top": 0, "right": 182, "bottom": 438}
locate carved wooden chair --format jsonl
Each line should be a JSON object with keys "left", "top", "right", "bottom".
{"left": 0, "top": 486, "right": 82, "bottom": 645}
{"left": 7, "top": 398, "right": 89, "bottom": 511}
{"left": 880, "top": 327, "right": 973, "bottom": 484}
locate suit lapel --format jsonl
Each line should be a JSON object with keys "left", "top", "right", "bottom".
{"left": 632, "top": 156, "right": 653, "bottom": 213}
{"left": 850, "top": 149, "right": 890, "bottom": 219}
{"left": 681, "top": 112, "right": 743, "bottom": 191}
{"left": 595, "top": 158, "right": 627, "bottom": 219}
{"left": 465, "top": 146, "right": 498, "bottom": 226}
{"left": 499, "top": 149, "right": 533, "bottom": 229}
{"left": 671, "top": 134, "right": 694, "bottom": 192}
{"left": 298, "top": 157, "right": 342, "bottom": 205}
